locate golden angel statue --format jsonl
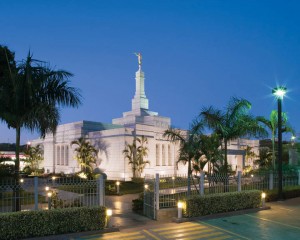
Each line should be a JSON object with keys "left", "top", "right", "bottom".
{"left": 134, "top": 52, "right": 142, "bottom": 66}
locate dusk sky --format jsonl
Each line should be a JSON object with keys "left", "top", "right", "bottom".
{"left": 1, "top": 0, "right": 299, "bottom": 144}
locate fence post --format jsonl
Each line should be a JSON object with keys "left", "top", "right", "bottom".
{"left": 34, "top": 177, "right": 38, "bottom": 210}
{"left": 269, "top": 172, "right": 274, "bottom": 190}
{"left": 200, "top": 171, "right": 205, "bottom": 196}
{"left": 98, "top": 175, "right": 105, "bottom": 206}
{"left": 155, "top": 173, "right": 159, "bottom": 211}
{"left": 237, "top": 171, "right": 242, "bottom": 192}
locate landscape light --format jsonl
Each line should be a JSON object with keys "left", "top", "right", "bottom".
{"left": 106, "top": 209, "right": 112, "bottom": 217}
{"left": 144, "top": 184, "right": 149, "bottom": 190}
{"left": 177, "top": 201, "right": 183, "bottom": 219}
{"left": 116, "top": 181, "right": 120, "bottom": 186}
{"left": 20, "top": 178, "right": 24, "bottom": 183}
{"left": 261, "top": 192, "right": 266, "bottom": 207}
{"left": 45, "top": 186, "right": 49, "bottom": 191}
{"left": 47, "top": 192, "right": 52, "bottom": 198}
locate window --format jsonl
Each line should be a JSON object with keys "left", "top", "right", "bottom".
{"left": 61, "top": 146, "right": 65, "bottom": 165}
{"left": 168, "top": 145, "right": 172, "bottom": 166}
{"left": 156, "top": 144, "right": 160, "bottom": 166}
{"left": 162, "top": 144, "right": 166, "bottom": 166}
{"left": 57, "top": 146, "right": 60, "bottom": 165}
{"left": 65, "top": 146, "right": 69, "bottom": 166}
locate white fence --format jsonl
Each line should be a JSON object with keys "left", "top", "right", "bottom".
{"left": 0, "top": 176, "right": 105, "bottom": 213}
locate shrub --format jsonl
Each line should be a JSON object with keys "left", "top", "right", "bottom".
{"left": 0, "top": 206, "right": 106, "bottom": 240}
{"left": 266, "top": 186, "right": 300, "bottom": 202}
{"left": 184, "top": 190, "right": 261, "bottom": 218}
{"left": 132, "top": 193, "right": 144, "bottom": 212}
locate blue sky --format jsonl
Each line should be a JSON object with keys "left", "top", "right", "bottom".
{"left": 1, "top": 0, "right": 299, "bottom": 143}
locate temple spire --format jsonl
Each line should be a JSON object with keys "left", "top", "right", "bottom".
{"left": 132, "top": 52, "right": 148, "bottom": 111}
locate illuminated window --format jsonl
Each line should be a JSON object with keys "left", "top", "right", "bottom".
{"left": 162, "top": 145, "right": 166, "bottom": 166}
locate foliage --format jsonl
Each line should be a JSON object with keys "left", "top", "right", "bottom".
{"left": 23, "top": 144, "right": 43, "bottom": 175}
{"left": 164, "top": 122, "right": 204, "bottom": 195}
{"left": 0, "top": 164, "right": 14, "bottom": 177}
{"left": 183, "top": 190, "right": 261, "bottom": 217}
{"left": 71, "top": 137, "right": 98, "bottom": 179}
{"left": 123, "top": 136, "right": 149, "bottom": 178}
{"left": 0, "top": 206, "right": 106, "bottom": 240}
{"left": 132, "top": 193, "right": 144, "bottom": 212}
{"left": 200, "top": 97, "right": 267, "bottom": 173}
{"left": 0, "top": 45, "right": 81, "bottom": 210}
{"left": 254, "top": 147, "right": 273, "bottom": 169}
{"left": 257, "top": 110, "right": 295, "bottom": 169}
{"left": 48, "top": 189, "right": 82, "bottom": 209}
{"left": 265, "top": 186, "right": 300, "bottom": 202}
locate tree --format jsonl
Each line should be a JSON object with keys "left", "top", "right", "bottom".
{"left": 254, "top": 147, "right": 273, "bottom": 169}
{"left": 0, "top": 46, "right": 81, "bottom": 210}
{"left": 200, "top": 97, "right": 267, "bottom": 174}
{"left": 71, "top": 137, "right": 98, "bottom": 178}
{"left": 257, "top": 110, "right": 295, "bottom": 169}
{"left": 123, "top": 136, "right": 149, "bottom": 178}
{"left": 23, "top": 144, "right": 43, "bottom": 175}
{"left": 164, "top": 122, "right": 203, "bottom": 196}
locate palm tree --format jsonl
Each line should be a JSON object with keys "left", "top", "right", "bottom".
{"left": 123, "top": 136, "right": 149, "bottom": 178}
{"left": 0, "top": 46, "right": 81, "bottom": 210}
{"left": 200, "top": 97, "right": 267, "bottom": 174}
{"left": 257, "top": 110, "right": 295, "bottom": 169}
{"left": 163, "top": 121, "right": 203, "bottom": 196}
{"left": 23, "top": 144, "right": 43, "bottom": 175}
{"left": 71, "top": 137, "right": 98, "bottom": 178}
{"left": 254, "top": 147, "right": 273, "bottom": 169}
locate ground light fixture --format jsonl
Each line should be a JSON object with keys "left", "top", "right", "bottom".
{"left": 20, "top": 178, "right": 24, "bottom": 183}
{"left": 272, "top": 86, "right": 287, "bottom": 200}
{"left": 116, "top": 181, "right": 120, "bottom": 194}
{"left": 106, "top": 209, "right": 113, "bottom": 228}
{"left": 45, "top": 186, "right": 50, "bottom": 191}
{"left": 177, "top": 201, "right": 183, "bottom": 219}
{"left": 261, "top": 192, "right": 266, "bottom": 207}
{"left": 144, "top": 184, "right": 149, "bottom": 190}
{"left": 47, "top": 192, "right": 52, "bottom": 210}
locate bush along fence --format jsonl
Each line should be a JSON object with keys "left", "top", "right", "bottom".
{"left": 143, "top": 170, "right": 300, "bottom": 219}
{"left": 0, "top": 206, "right": 107, "bottom": 240}
{"left": 0, "top": 175, "right": 105, "bottom": 213}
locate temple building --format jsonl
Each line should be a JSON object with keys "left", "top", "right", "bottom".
{"left": 32, "top": 55, "right": 259, "bottom": 180}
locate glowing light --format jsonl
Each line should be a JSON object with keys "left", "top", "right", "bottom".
{"left": 45, "top": 186, "right": 49, "bottom": 191}
{"left": 144, "top": 184, "right": 149, "bottom": 190}
{"left": 177, "top": 201, "right": 183, "bottom": 209}
{"left": 272, "top": 86, "right": 287, "bottom": 99}
{"left": 52, "top": 176, "right": 56, "bottom": 180}
{"left": 47, "top": 192, "right": 52, "bottom": 197}
{"left": 251, "top": 174, "right": 254, "bottom": 178}
{"left": 261, "top": 192, "right": 266, "bottom": 199}
{"left": 20, "top": 179, "right": 24, "bottom": 183}
{"left": 116, "top": 181, "right": 120, "bottom": 186}
{"left": 106, "top": 209, "right": 112, "bottom": 216}
{"left": 291, "top": 136, "right": 296, "bottom": 141}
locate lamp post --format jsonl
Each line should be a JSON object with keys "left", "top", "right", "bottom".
{"left": 272, "top": 86, "right": 287, "bottom": 200}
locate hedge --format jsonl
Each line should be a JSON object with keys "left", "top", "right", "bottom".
{"left": 0, "top": 206, "right": 106, "bottom": 240}
{"left": 266, "top": 185, "right": 300, "bottom": 202}
{"left": 184, "top": 190, "right": 261, "bottom": 218}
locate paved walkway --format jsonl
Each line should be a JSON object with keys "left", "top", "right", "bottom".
{"left": 26, "top": 196, "right": 300, "bottom": 239}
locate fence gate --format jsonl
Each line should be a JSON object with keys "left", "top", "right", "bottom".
{"left": 143, "top": 175, "right": 156, "bottom": 220}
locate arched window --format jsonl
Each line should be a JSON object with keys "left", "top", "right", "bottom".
{"left": 168, "top": 145, "right": 172, "bottom": 166}
{"left": 162, "top": 144, "right": 166, "bottom": 166}
{"left": 61, "top": 146, "right": 65, "bottom": 165}
{"left": 156, "top": 144, "right": 160, "bottom": 166}
{"left": 65, "top": 146, "right": 69, "bottom": 166}
{"left": 57, "top": 146, "right": 60, "bottom": 165}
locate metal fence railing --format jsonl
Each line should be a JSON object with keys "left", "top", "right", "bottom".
{"left": 146, "top": 170, "right": 300, "bottom": 211}
{"left": 0, "top": 176, "right": 105, "bottom": 213}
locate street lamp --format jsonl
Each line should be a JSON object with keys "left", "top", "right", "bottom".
{"left": 272, "top": 86, "right": 287, "bottom": 200}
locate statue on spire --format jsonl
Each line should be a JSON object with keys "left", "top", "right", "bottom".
{"left": 134, "top": 52, "right": 142, "bottom": 67}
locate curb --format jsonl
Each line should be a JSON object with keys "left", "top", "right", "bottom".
{"left": 172, "top": 206, "right": 271, "bottom": 223}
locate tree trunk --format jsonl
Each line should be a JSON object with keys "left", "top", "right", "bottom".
{"left": 13, "top": 126, "right": 21, "bottom": 211}
{"left": 187, "top": 159, "right": 191, "bottom": 196}
{"left": 224, "top": 140, "right": 229, "bottom": 192}
{"left": 272, "top": 134, "right": 276, "bottom": 170}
